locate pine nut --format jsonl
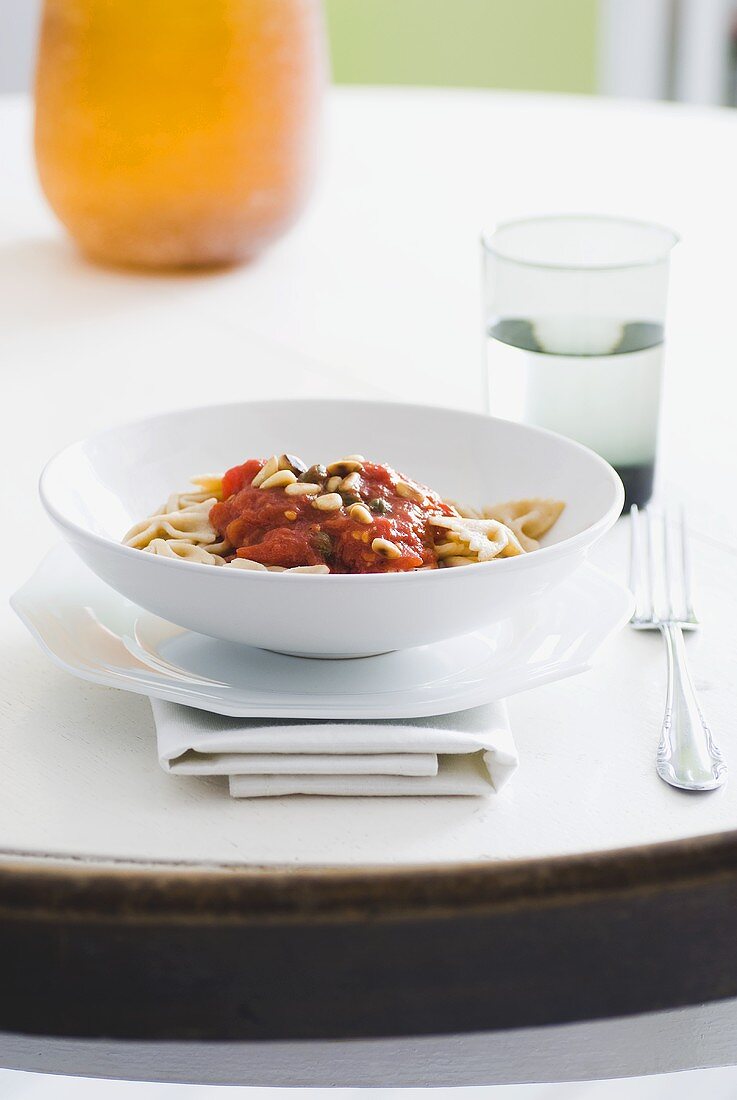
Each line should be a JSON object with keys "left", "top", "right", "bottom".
{"left": 396, "top": 480, "right": 424, "bottom": 503}
{"left": 349, "top": 503, "right": 373, "bottom": 525}
{"left": 326, "top": 475, "right": 342, "bottom": 493}
{"left": 260, "top": 470, "right": 297, "bottom": 490}
{"left": 327, "top": 456, "right": 364, "bottom": 475}
{"left": 312, "top": 493, "right": 343, "bottom": 511}
{"left": 251, "top": 455, "right": 278, "bottom": 488}
{"left": 372, "top": 537, "right": 401, "bottom": 559}
{"left": 285, "top": 481, "right": 322, "bottom": 497}
{"left": 340, "top": 471, "right": 361, "bottom": 491}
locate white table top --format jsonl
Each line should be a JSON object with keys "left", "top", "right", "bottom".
{"left": 3, "top": 87, "right": 737, "bottom": 871}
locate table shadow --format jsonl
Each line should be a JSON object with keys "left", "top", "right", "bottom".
{"left": 0, "top": 236, "right": 240, "bottom": 331}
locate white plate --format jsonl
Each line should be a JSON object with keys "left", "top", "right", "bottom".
{"left": 39, "top": 399, "right": 624, "bottom": 656}
{"left": 12, "top": 544, "right": 633, "bottom": 719}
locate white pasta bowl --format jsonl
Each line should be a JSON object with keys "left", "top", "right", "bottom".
{"left": 40, "top": 399, "right": 624, "bottom": 657}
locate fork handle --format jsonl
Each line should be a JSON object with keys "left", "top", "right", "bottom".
{"left": 657, "top": 622, "right": 726, "bottom": 791}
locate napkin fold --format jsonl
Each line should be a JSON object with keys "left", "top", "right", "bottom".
{"left": 152, "top": 699, "right": 517, "bottom": 797}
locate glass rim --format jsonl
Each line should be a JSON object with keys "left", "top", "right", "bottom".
{"left": 480, "top": 214, "right": 680, "bottom": 272}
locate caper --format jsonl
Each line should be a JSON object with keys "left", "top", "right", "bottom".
{"left": 311, "top": 530, "right": 333, "bottom": 557}
{"left": 340, "top": 491, "right": 362, "bottom": 506}
{"left": 299, "top": 464, "right": 327, "bottom": 483}
{"left": 368, "top": 498, "right": 391, "bottom": 515}
{"left": 279, "top": 453, "right": 308, "bottom": 475}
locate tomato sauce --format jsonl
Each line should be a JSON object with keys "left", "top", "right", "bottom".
{"left": 210, "top": 459, "right": 457, "bottom": 573}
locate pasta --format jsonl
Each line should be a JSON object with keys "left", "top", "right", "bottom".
{"left": 429, "top": 517, "right": 525, "bottom": 562}
{"left": 451, "top": 498, "right": 565, "bottom": 553}
{"left": 145, "top": 538, "right": 226, "bottom": 565}
{"left": 122, "top": 454, "right": 564, "bottom": 574}
{"left": 123, "top": 498, "right": 220, "bottom": 551}
{"left": 227, "top": 559, "right": 330, "bottom": 574}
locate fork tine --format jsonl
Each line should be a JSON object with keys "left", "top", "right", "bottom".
{"left": 629, "top": 504, "right": 641, "bottom": 618}
{"left": 680, "top": 505, "right": 696, "bottom": 622}
{"left": 629, "top": 504, "right": 653, "bottom": 621}
{"left": 628, "top": 503, "right": 640, "bottom": 609}
{"left": 663, "top": 506, "right": 676, "bottom": 621}
{"left": 645, "top": 505, "right": 658, "bottom": 622}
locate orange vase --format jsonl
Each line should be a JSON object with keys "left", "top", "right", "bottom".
{"left": 34, "top": 0, "right": 326, "bottom": 269}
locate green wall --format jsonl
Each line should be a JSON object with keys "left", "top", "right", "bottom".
{"left": 325, "top": 0, "right": 598, "bottom": 94}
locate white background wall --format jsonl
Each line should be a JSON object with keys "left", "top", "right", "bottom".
{"left": 5, "top": 0, "right": 737, "bottom": 103}
{"left": 2, "top": 0, "right": 41, "bottom": 92}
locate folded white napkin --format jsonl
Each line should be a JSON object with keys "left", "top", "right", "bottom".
{"left": 152, "top": 699, "right": 517, "bottom": 797}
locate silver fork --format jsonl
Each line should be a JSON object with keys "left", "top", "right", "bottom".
{"left": 629, "top": 504, "right": 726, "bottom": 791}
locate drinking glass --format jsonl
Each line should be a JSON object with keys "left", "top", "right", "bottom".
{"left": 482, "top": 215, "right": 678, "bottom": 509}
